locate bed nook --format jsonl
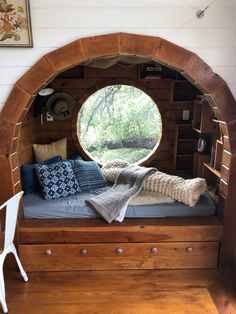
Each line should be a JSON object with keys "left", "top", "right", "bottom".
{"left": 0, "top": 33, "right": 235, "bottom": 272}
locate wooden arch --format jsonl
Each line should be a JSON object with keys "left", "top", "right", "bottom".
{"left": 0, "top": 32, "right": 236, "bottom": 267}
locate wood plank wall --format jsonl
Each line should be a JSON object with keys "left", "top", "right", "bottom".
{"left": 17, "top": 64, "right": 195, "bottom": 173}
{"left": 18, "top": 107, "right": 41, "bottom": 166}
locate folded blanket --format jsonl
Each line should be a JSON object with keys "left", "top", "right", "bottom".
{"left": 86, "top": 164, "right": 156, "bottom": 223}
{"left": 102, "top": 160, "right": 207, "bottom": 207}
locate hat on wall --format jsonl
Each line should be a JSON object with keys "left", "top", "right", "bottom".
{"left": 46, "top": 92, "right": 75, "bottom": 120}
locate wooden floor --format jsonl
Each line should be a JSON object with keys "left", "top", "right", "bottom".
{"left": 3, "top": 269, "right": 225, "bottom": 314}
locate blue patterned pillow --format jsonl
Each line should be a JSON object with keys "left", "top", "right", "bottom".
{"left": 70, "top": 160, "right": 107, "bottom": 191}
{"left": 21, "top": 155, "right": 62, "bottom": 195}
{"left": 36, "top": 161, "right": 81, "bottom": 199}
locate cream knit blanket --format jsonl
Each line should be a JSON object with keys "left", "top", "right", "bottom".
{"left": 102, "top": 160, "right": 207, "bottom": 207}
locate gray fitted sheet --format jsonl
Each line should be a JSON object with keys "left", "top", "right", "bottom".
{"left": 23, "top": 186, "right": 216, "bottom": 219}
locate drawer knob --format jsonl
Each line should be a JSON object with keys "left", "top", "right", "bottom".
{"left": 151, "top": 247, "right": 158, "bottom": 254}
{"left": 80, "top": 249, "right": 87, "bottom": 255}
{"left": 45, "top": 249, "right": 52, "bottom": 256}
{"left": 116, "top": 248, "right": 123, "bottom": 254}
{"left": 186, "top": 247, "right": 193, "bottom": 252}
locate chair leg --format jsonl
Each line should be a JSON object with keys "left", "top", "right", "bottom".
{"left": 0, "top": 262, "right": 8, "bottom": 313}
{"left": 10, "top": 245, "right": 28, "bottom": 282}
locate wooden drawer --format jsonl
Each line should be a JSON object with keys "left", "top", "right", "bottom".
{"left": 19, "top": 242, "right": 219, "bottom": 271}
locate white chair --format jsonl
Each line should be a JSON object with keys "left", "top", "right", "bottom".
{"left": 0, "top": 191, "right": 28, "bottom": 313}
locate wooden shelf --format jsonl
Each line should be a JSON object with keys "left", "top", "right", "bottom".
{"left": 193, "top": 127, "right": 201, "bottom": 134}
{"left": 204, "top": 163, "right": 221, "bottom": 178}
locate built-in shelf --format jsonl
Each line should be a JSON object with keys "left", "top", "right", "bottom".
{"left": 204, "top": 163, "right": 221, "bottom": 178}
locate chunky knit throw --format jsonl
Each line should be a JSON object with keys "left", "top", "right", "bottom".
{"left": 102, "top": 160, "right": 207, "bottom": 207}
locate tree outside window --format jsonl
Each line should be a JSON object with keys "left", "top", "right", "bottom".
{"left": 77, "top": 85, "right": 162, "bottom": 164}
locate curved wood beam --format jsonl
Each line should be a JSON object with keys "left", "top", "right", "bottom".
{"left": 0, "top": 32, "right": 235, "bottom": 154}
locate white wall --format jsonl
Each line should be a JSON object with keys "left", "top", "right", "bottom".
{"left": 1, "top": 0, "right": 236, "bottom": 110}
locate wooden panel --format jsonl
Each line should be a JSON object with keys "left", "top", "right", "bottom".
{"left": 223, "top": 136, "right": 230, "bottom": 152}
{"left": 154, "top": 38, "right": 194, "bottom": 71}
{"left": 220, "top": 165, "right": 230, "bottom": 184}
{"left": 219, "top": 180, "right": 228, "bottom": 197}
{"left": 82, "top": 33, "right": 121, "bottom": 58}
{"left": 18, "top": 217, "right": 222, "bottom": 244}
{"left": 222, "top": 150, "right": 231, "bottom": 168}
{"left": 184, "top": 55, "right": 222, "bottom": 93}
{"left": 121, "top": 33, "right": 158, "bottom": 56}
{"left": 17, "top": 57, "right": 56, "bottom": 94}
{"left": 45, "top": 40, "right": 85, "bottom": 72}
{"left": 10, "top": 152, "right": 19, "bottom": 170}
{"left": 0, "top": 85, "right": 33, "bottom": 124}
{"left": 210, "top": 81, "right": 236, "bottom": 123}
{"left": 19, "top": 241, "right": 219, "bottom": 271}
{"left": 12, "top": 167, "right": 20, "bottom": 185}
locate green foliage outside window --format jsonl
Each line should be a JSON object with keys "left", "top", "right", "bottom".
{"left": 78, "top": 85, "right": 162, "bottom": 164}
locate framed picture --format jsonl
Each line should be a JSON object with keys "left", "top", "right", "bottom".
{"left": 0, "top": 0, "right": 33, "bottom": 47}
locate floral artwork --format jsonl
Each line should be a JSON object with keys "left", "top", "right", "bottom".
{"left": 0, "top": 0, "right": 33, "bottom": 47}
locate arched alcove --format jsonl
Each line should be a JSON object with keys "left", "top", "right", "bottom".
{"left": 0, "top": 32, "right": 236, "bottom": 267}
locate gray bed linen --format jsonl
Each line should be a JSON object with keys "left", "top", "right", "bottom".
{"left": 23, "top": 186, "right": 216, "bottom": 219}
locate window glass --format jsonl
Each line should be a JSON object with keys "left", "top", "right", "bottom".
{"left": 77, "top": 85, "right": 162, "bottom": 164}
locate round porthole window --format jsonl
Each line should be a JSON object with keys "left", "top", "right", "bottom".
{"left": 77, "top": 84, "right": 162, "bottom": 164}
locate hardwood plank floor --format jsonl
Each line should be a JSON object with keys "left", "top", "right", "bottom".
{"left": 5, "top": 270, "right": 220, "bottom": 314}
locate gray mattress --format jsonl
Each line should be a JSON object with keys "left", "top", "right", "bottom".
{"left": 23, "top": 186, "right": 216, "bottom": 219}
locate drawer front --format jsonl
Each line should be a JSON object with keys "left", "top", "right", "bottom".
{"left": 19, "top": 242, "right": 219, "bottom": 271}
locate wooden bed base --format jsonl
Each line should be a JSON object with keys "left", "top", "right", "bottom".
{"left": 18, "top": 217, "right": 222, "bottom": 271}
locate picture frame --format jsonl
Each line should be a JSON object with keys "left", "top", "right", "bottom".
{"left": 0, "top": 0, "right": 33, "bottom": 47}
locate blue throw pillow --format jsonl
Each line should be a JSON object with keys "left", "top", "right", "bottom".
{"left": 36, "top": 161, "right": 82, "bottom": 200}
{"left": 21, "top": 155, "right": 62, "bottom": 195}
{"left": 70, "top": 152, "right": 84, "bottom": 161}
{"left": 70, "top": 160, "right": 107, "bottom": 191}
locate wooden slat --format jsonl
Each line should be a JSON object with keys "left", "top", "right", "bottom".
{"left": 18, "top": 217, "right": 222, "bottom": 244}
{"left": 220, "top": 165, "right": 230, "bottom": 183}
{"left": 219, "top": 180, "right": 228, "bottom": 197}
{"left": 222, "top": 150, "right": 231, "bottom": 168}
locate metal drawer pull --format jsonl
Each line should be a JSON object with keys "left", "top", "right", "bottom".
{"left": 116, "top": 248, "right": 123, "bottom": 254}
{"left": 186, "top": 247, "right": 193, "bottom": 252}
{"left": 45, "top": 249, "right": 52, "bottom": 256}
{"left": 151, "top": 247, "right": 158, "bottom": 254}
{"left": 80, "top": 249, "right": 87, "bottom": 255}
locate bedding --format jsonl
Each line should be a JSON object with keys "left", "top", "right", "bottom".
{"left": 23, "top": 187, "right": 216, "bottom": 219}
{"left": 70, "top": 160, "right": 107, "bottom": 191}
{"left": 102, "top": 161, "right": 206, "bottom": 207}
{"left": 86, "top": 165, "right": 156, "bottom": 223}
{"left": 33, "top": 138, "right": 67, "bottom": 162}
{"left": 36, "top": 160, "right": 81, "bottom": 199}
{"left": 21, "top": 155, "right": 62, "bottom": 195}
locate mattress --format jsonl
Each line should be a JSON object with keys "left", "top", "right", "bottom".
{"left": 23, "top": 186, "right": 216, "bottom": 219}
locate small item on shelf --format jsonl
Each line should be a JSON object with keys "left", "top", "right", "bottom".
{"left": 197, "top": 137, "right": 208, "bottom": 153}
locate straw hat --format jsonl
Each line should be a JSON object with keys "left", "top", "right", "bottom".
{"left": 46, "top": 93, "right": 75, "bottom": 120}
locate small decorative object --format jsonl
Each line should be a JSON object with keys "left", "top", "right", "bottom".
{"left": 197, "top": 137, "right": 208, "bottom": 153}
{"left": 38, "top": 86, "right": 54, "bottom": 97}
{"left": 0, "top": 0, "right": 33, "bottom": 47}
{"left": 196, "top": 0, "right": 217, "bottom": 19}
{"left": 46, "top": 92, "right": 75, "bottom": 120}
